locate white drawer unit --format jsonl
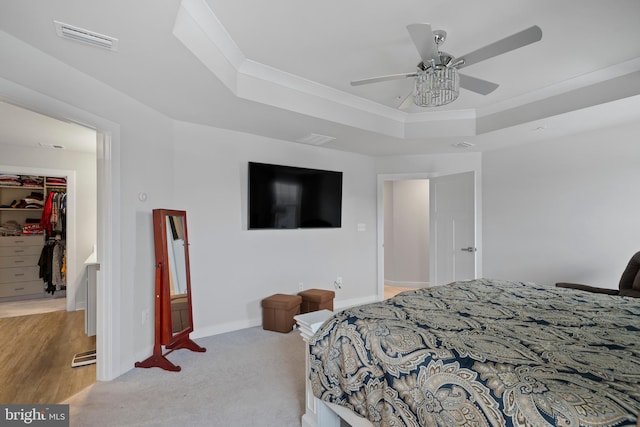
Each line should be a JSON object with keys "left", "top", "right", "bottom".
{"left": 0, "top": 265, "right": 40, "bottom": 283}
{"left": 0, "top": 254, "right": 40, "bottom": 268}
{"left": 0, "top": 245, "right": 43, "bottom": 257}
{"left": 0, "top": 280, "right": 43, "bottom": 298}
{"left": 0, "top": 235, "right": 44, "bottom": 247}
{"left": 0, "top": 235, "right": 44, "bottom": 300}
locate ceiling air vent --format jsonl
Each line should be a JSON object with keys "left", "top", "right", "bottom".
{"left": 296, "top": 133, "right": 336, "bottom": 146}
{"left": 54, "top": 21, "right": 118, "bottom": 51}
{"left": 452, "top": 141, "right": 475, "bottom": 149}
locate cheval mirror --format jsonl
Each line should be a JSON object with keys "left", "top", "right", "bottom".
{"left": 135, "top": 209, "right": 206, "bottom": 371}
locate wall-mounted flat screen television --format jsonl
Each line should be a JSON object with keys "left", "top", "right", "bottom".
{"left": 248, "top": 162, "right": 343, "bottom": 229}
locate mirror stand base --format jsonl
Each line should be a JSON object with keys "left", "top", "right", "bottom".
{"left": 135, "top": 338, "right": 206, "bottom": 372}
{"left": 135, "top": 353, "right": 181, "bottom": 372}
{"left": 167, "top": 337, "right": 207, "bottom": 353}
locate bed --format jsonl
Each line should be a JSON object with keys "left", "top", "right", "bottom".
{"left": 304, "top": 279, "right": 640, "bottom": 427}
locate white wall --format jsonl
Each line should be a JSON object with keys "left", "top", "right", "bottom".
{"left": 376, "top": 152, "right": 482, "bottom": 176}
{"left": 384, "top": 179, "right": 430, "bottom": 286}
{"left": 0, "top": 145, "right": 96, "bottom": 309}
{"left": 0, "top": 29, "right": 176, "bottom": 377}
{"left": 482, "top": 121, "right": 640, "bottom": 288}
{"left": 171, "top": 121, "right": 378, "bottom": 337}
{"left": 0, "top": 27, "right": 380, "bottom": 377}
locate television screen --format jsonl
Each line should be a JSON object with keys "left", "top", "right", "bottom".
{"left": 248, "top": 162, "right": 343, "bottom": 229}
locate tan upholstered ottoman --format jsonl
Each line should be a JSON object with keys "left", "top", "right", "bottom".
{"left": 298, "top": 288, "right": 335, "bottom": 314}
{"left": 261, "top": 294, "right": 302, "bottom": 333}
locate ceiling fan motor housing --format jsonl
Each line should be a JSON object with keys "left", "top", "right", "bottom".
{"left": 418, "top": 51, "right": 456, "bottom": 70}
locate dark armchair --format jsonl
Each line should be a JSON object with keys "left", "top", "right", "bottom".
{"left": 556, "top": 251, "right": 640, "bottom": 298}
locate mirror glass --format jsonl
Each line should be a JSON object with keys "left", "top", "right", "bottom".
{"left": 165, "top": 215, "right": 191, "bottom": 335}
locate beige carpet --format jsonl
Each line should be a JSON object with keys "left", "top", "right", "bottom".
{"left": 64, "top": 326, "right": 306, "bottom": 427}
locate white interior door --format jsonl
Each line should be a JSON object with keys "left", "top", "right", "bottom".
{"left": 429, "top": 171, "right": 476, "bottom": 285}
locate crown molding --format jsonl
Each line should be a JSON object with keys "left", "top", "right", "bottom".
{"left": 175, "top": 0, "right": 640, "bottom": 142}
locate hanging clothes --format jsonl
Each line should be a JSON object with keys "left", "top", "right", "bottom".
{"left": 52, "top": 240, "right": 66, "bottom": 289}
{"left": 39, "top": 188, "right": 67, "bottom": 294}
{"left": 41, "top": 191, "right": 67, "bottom": 239}
{"left": 40, "top": 192, "right": 55, "bottom": 235}
{"left": 38, "top": 241, "right": 54, "bottom": 294}
{"left": 38, "top": 239, "right": 66, "bottom": 294}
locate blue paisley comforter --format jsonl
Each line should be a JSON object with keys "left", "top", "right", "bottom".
{"left": 308, "top": 279, "right": 640, "bottom": 427}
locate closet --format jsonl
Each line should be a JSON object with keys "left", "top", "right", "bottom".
{"left": 0, "top": 173, "right": 67, "bottom": 301}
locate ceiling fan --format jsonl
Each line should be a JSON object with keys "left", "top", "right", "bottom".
{"left": 351, "top": 24, "right": 543, "bottom": 108}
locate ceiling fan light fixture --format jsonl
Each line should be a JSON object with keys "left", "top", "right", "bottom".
{"left": 414, "top": 65, "right": 459, "bottom": 107}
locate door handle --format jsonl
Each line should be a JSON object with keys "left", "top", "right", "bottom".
{"left": 461, "top": 247, "right": 477, "bottom": 252}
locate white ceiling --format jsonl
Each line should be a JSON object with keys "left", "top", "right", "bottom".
{"left": 0, "top": 101, "right": 96, "bottom": 153}
{"left": 1, "top": 0, "right": 640, "bottom": 156}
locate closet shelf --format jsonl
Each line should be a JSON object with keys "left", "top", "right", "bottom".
{"left": 0, "top": 186, "right": 45, "bottom": 190}
{"left": 0, "top": 208, "right": 44, "bottom": 211}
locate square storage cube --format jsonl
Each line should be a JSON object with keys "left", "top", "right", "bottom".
{"left": 298, "top": 289, "right": 335, "bottom": 313}
{"left": 261, "top": 294, "right": 302, "bottom": 333}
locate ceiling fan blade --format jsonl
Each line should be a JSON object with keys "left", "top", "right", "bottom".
{"left": 407, "top": 23, "right": 439, "bottom": 64}
{"left": 350, "top": 72, "right": 417, "bottom": 86}
{"left": 459, "top": 74, "right": 499, "bottom": 95}
{"left": 456, "top": 25, "right": 542, "bottom": 69}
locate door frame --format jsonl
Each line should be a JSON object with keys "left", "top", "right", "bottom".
{"left": 0, "top": 78, "right": 121, "bottom": 380}
{"left": 377, "top": 170, "right": 482, "bottom": 300}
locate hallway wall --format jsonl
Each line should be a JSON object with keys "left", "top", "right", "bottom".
{"left": 384, "top": 179, "right": 430, "bottom": 286}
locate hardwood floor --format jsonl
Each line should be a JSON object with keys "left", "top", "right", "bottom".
{"left": 384, "top": 285, "right": 419, "bottom": 299}
{"left": 0, "top": 297, "right": 66, "bottom": 319}
{"left": 0, "top": 309, "right": 95, "bottom": 404}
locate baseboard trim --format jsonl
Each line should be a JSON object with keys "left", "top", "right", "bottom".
{"left": 384, "top": 280, "right": 430, "bottom": 287}
{"left": 334, "top": 294, "right": 379, "bottom": 311}
{"left": 190, "top": 294, "right": 379, "bottom": 341}
{"left": 191, "top": 317, "right": 262, "bottom": 340}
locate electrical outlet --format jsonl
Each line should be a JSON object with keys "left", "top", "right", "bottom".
{"left": 299, "top": 282, "right": 304, "bottom": 291}
{"left": 334, "top": 277, "right": 343, "bottom": 289}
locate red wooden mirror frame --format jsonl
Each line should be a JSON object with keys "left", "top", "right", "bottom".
{"left": 135, "top": 209, "right": 206, "bottom": 371}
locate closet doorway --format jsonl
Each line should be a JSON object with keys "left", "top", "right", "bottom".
{"left": 0, "top": 101, "right": 98, "bottom": 403}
